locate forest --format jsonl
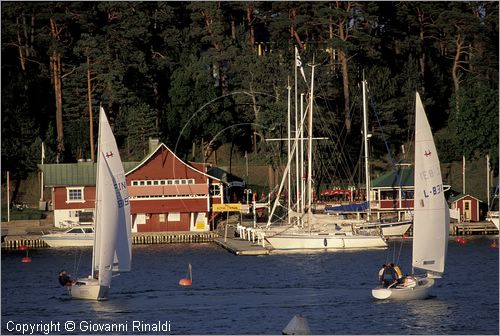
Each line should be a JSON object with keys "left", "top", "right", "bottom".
{"left": 1, "top": 1, "right": 499, "bottom": 191}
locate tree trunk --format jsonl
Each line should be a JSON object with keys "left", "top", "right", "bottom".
{"left": 338, "top": 23, "right": 351, "bottom": 133}
{"left": 50, "top": 17, "right": 64, "bottom": 160}
{"left": 16, "top": 17, "right": 26, "bottom": 71}
{"left": 336, "top": 1, "right": 352, "bottom": 133}
{"left": 246, "top": 4, "right": 255, "bottom": 48}
{"left": 452, "top": 33, "right": 464, "bottom": 114}
{"left": 417, "top": 7, "right": 426, "bottom": 91}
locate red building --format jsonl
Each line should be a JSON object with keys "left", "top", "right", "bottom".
{"left": 40, "top": 142, "right": 224, "bottom": 232}
{"left": 449, "top": 194, "right": 482, "bottom": 222}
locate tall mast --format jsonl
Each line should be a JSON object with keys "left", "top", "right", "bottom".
{"left": 307, "top": 59, "right": 316, "bottom": 230}
{"left": 362, "top": 75, "right": 371, "bottom": 219}
{"left": 91, "top": 107, "right": 103, "bottom": 278}
{"left": 287, "top": 77, "right": 291, "bottom": 225}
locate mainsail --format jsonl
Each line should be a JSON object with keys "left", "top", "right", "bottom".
{"left": 412, "top": 92, "right": 450, "bottom": 277}
{"left": 93, "top": 107, "right": 132, "bottom": 288}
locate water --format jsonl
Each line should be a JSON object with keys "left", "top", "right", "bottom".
{"left": 2, "top": 237, "right": 498, "bottom": 335}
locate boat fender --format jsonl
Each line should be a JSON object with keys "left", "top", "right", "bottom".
{"left": 179, "top": 278, "right": 192, "bottom": 286}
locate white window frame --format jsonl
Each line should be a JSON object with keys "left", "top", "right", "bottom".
{"left": 167, "top": 212, "right": 181, "bottom": 221}
{"left": 66, "top": 187, "right": 85, "bottom": 203}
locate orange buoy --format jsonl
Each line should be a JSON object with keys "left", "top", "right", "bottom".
{"left": 21, "top": 257, "right": 32, "bottom": 263}
{"left": 455, "top": 237, "right": 467, "bottom": 244}
{"left": 19, "top": 245, "right": 28, "bottom": 251}
{"left": 179, "top": 263, "right": 192, "bottom": 286}
{"left": 490, "top": 241, "right": 498, "bottom": 249}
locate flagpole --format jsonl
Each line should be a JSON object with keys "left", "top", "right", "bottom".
{"left": 7, "top": 171, "right": 10, "bottom": 222}
{"left": 40, "top": 142, "right": 45, "bottom": 201}
{"left": 294, "top": 46, "right": 299, "bottom": 217}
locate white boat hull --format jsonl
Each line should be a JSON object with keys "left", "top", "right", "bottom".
{"left": 356, "top": 221, "right": 412, "bottom": 237}
{"left": 69, "top": 277, "right": 109, "bottom": 300}
{"left": 42, "top": 236, "right": 94, "bottom": 247}
{"left": 266, "top": 233, "right": 387, "bottom": 250}
{"left": 372, "top": 277, "right": 434, "bottom": 300}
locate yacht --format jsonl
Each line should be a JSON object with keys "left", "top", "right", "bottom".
{"left": 41, "top": 225, "right": 94, "bottom": 247}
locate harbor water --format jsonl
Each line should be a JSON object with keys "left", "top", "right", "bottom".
{"left": 2, "top": 236, "right": 498, "bottom": 335}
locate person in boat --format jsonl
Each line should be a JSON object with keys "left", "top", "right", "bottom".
{"left": 58, "top": 270, "right": 74, "bottom": 287}
{"left": 403, "top": 274, "right": 417, "bottom": 287}
{"left": 382, "top": 263, "right": 397, "bottom": 287}
{"left": 391, "top": 263, "right": 403, "bottom": 284}
{"left": 378, "top": 264, "right": 386, "bottom": 285}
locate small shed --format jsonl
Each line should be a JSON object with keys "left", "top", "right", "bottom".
{"left": 449, "top": 194, "right": 482, "bottom": 222}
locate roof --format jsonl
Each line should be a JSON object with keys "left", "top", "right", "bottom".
{"left": 126, "top": 143, "right": 221, "bottom": 182}
{"left": 38, "top": 161, "right": 140, "bottom": 186}
{"left": 371, "top": 167, "right": 414, "bottom": 188}
{"left": 448, "top": 193, "right": 483, "bottom": 203}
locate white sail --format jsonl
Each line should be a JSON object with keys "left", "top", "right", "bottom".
{"left": 412, "top": 92, "right": 449, "bottom": 277}
{"left": 93, "top": 107, "right": 132, "bottom": 288}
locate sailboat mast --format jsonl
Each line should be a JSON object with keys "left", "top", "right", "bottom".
{"left": 362, "top": 76, "right": 371, "bottom": 219}
{"left": 307, "top": 61, "right": 316, "bottom": 231}
{"left": 287, "top": 77, "right": 291, "bottom": 225}
{"left": 91, "top": 107, "right": 103, "bottom": 278}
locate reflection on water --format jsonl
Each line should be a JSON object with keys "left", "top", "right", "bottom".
{"left": 2, "top": 238, "right": 498, "bottom": 334}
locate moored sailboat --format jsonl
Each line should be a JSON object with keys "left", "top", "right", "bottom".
{"left": 67, "top": 107, "right": 132, "bottom": 300}
{"left": 264, "top": 58, "right": 387, "bottom": 251}
{"left": 372, "top": 92, "right": 449, "bottom": 300}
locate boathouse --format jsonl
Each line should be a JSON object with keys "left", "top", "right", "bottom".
{"left": 449, "top": 194, "right": 482, "bottom": 222}
{"left": 39, "top": 141, "right": 225, "bottom": 232}
{"left": 370, "top": 166, "right": 415, "bottom": 219}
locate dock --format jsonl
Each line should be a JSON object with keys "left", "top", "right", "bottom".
{"left": 452, "top": 222, "right": 499, "bottom": 235}
{"left": 214, "top": 237, "right": 270, "bottom": 255}
{"left": 2, "top": 231, "right": 219, "bottom": 249}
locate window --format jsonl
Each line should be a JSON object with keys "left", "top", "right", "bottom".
{"left": 210, "top": 185, "right": 221, "bottom": 196}
{"left": 67, "top": 187, "right": 84, "bottom": 202}
{"left": 159, "top": 213, "right": 166, "bottom": 222}
{"left": 168, "top": 213, "right": 180, "bottom": 221}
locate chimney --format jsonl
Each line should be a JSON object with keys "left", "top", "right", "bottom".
{"left": 149, "top": 137, "right": 160, "bottom": 154}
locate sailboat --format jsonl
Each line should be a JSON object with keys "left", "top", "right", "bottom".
{"left": 372, "top": 92, "right": 449, "bottom": 300}
{"left": 69, "top": 107, "right": 132, "bottom": 300}
{"left": 326, "top": 78, "right": 412, "bottom": 237}
{"left": 263, "top": 61, "right": 387, "bottom": 251}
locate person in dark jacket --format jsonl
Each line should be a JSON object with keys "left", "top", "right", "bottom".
{"left": 382, "top": 263, "right": 397, "bottom": 287}
{"left": 58, "top": 270, "right": 74, "bottom": 287}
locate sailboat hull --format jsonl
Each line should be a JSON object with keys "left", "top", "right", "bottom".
{"left": 266, "top": 234, "right": 387, "bottom": 250}
{"left": 371, "top": 277, "right": 434, "bottom": 300}
{"left": 69, "top": 277, "right": 109, "bottom": 301}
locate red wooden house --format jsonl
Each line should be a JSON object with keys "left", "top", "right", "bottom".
{"left": 126, "top": 143, "right": 223, "bottom": 232}
{"left": 40, "top": 142, "right": 224, "bottom": 232}
{"left": 449, "top": 194, "right": 482, "bottom": 222}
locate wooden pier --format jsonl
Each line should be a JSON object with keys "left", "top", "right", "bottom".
{"left": 451, "top": 222, "right": 499, "bottom": 236}
{"left": 2, "top": 231, "right": 219, "bottom": 249}
{"left": 214, "top": 237, "right": 270, "bottom": 255}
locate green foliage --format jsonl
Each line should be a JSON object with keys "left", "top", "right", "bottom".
{"left": 1, "top": 1, "right": 498, "bottom": 188}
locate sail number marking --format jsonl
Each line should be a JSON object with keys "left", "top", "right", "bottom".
{"left": 423, "top": 184, "right": 442, "bottom": 198}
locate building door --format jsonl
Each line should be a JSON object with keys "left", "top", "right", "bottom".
{"left": 463, "top": 200, "right": 472, "bottom": 222}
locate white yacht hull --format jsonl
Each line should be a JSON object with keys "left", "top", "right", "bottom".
{"left": 42, "top": 236, "right": 94, "bottom": 247}
{"left": 69, "top": 277, "right": 109, "bottom": 301}
{"left": 266, "top": 233, "right": 387, "bottom": 250}
{"left": 371, "top": 277, "right": 434, "bottom": 300}
{"left": 356, "top": 221, "right": 412, "bottom": 237}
